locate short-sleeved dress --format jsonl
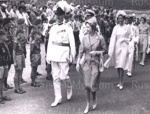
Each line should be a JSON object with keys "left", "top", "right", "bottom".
{"left": 138, "top": 23, "right": 150, "bottom": 53}
{"left": 78, "top": 32, "right": 106, "bottom": 92}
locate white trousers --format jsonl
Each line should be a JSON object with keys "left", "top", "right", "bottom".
{"left": 128, "top": 45, "right": 135, "bottom": 72}
{"left": 51, "top": 62, "right": 72, "bottom": 100}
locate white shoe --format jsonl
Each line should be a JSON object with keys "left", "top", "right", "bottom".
{"left": 92, "top": 103, "right": 97, "bottom": 110}
{"left": 117, "top": 84, "right": 121, "bottom": 88}
{"left": 127, "top": 72, "right": 132, "bottom": 77}
{"left": 84, "top": 105, "right": 90, "bottom": 114}
{"left": 141, "top": 63, "right": 144, "bottom": 66}
{"left": 119, "top": 85, "right": 123, "bottom": 90}
{"left": 67, "top": 86, "right": 72, "bottom": 100}
{"left": 51, "top": 98, "right": 62, "bottom": 107}
{"left": 139, "top": 62, "right": 144, "bottom": 66}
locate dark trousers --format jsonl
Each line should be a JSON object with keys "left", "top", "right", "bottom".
{"left": 73, "top": 31, "right": 80, "bottom": 57}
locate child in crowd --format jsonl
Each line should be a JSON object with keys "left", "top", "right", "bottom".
{"left": 30, "top": 31, "right": 42, "bottom": 87}
{"left": 13, "top": 30, "right": 26, "bottom": 94}
{"left": 17, "top": 18, "right": 27, "bottom": 84}
{"left": 0, "top": 30, "right": 12, "bottom": 104}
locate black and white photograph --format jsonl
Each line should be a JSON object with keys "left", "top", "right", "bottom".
{"left": 0, "top": 0, "right": 150, "bottom": 114}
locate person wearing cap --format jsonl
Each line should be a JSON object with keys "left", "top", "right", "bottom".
{"left": 132, "top": 13, "right": 138, "bottom": 25}
{"left": 76, "top": 16, "right": 106, "bottom": 114}
{"left": 0, "top": 3, "right": 9, "bottom": 19}
{"left": 46, "top": 1, "right": 76, "bottom": 107}
{"left": 0, "top": 30, "right": 12, "bottom": 104}
{"left": 30, "top": 31, "right": 42, "bottom": 87}
{"left": 29, "top": 18, "right": 42, "bottom": 43}
{"left": 16, "top": 18, "right": 28, "bottom": 84}
{"left": 3, "top": 17, "right": 14, "bottom": 91}
{"left": 46, "top": 0, "right": 55, "bottom": 22}
{"left": 104, "top": 11, "right": 132, "bottom": 90}
{"left": 29, "top": 18, "right": 43, "bottom": 76}
{"left": 13, "top": 29, "right": 26, "bottom": 94}
{"left": 126, "top": 15, "right": 139, "bottom": 77}
{"left": 138, "top": 14, "right": 150, "bottom": 66}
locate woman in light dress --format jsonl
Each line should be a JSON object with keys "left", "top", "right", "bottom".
{"left": 138, "top": 14, "right": 150, "bottom": 66}
{"left": 76, "top": 17, "right": 106, "bottom": 114}
{"left": 104, "top": 11, "right": 132, "bottom": 90}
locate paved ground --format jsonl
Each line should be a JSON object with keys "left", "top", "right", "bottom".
{"left": 1, "top": 44, "right": 150, "bottom": 114}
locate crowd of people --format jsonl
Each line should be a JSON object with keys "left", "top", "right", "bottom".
{"left": 0, "top": 0, "right": 150, "bottom": 113}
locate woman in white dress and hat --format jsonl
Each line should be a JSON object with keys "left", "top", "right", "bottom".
{"left": 138, "top": 14, "right": 150, "bottom": 66}
{"left": 104, "top": 11, "right": 132, "bottom": 90}
{"left": 76, "top": 16, "right": 106, "bottom": 114}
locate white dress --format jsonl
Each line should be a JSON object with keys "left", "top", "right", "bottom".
{"left": 104, "top": 24, "right": 132, "bottom": 70}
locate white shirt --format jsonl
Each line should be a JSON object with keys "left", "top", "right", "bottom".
{"left": 9, "top": 9, "right": 18, "bottom": 18}
{"left": 46, "top": 23, "right": 76, "bottom": 62}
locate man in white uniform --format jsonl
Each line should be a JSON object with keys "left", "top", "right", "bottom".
{"left": 127, "top": 15, "right": 139, "bottom": 76}
{"left": 46, "top": 1, "right": 76, "bottom": 107}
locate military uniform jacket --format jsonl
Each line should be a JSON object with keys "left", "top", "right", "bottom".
{"left": 46, "top": 23, "right": 76, "bottom": 62}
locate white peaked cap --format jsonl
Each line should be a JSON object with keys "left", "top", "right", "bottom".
{"left": 53, "top": 0, "right": 73, "bottom": 13}
{"left": 116, "top": 10, "right": 127, "bottom": 18}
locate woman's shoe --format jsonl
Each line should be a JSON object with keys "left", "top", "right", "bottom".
{"left": 119, "top": 85, "right": 123, "bottom": 90}
{"left": 139, "top": 62, "right": 144, "bottom": 66}
{"left": 127, "top": 72, "right": 132, "bottom": 77}
{"left": 92, "top": 103, "right": 97, "bottom": 110}
{"left": 141, "top": 63, "right": 145, "bottom": 66}
{"left": 51, "top": 98, "right": 62, "bottom": 107}
{"left": 117, "top": 84, "right": 121, "bottom": 88}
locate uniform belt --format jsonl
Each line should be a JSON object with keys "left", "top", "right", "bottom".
{"left": 52, "top": 41, "right": 70, "bottom": 47}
